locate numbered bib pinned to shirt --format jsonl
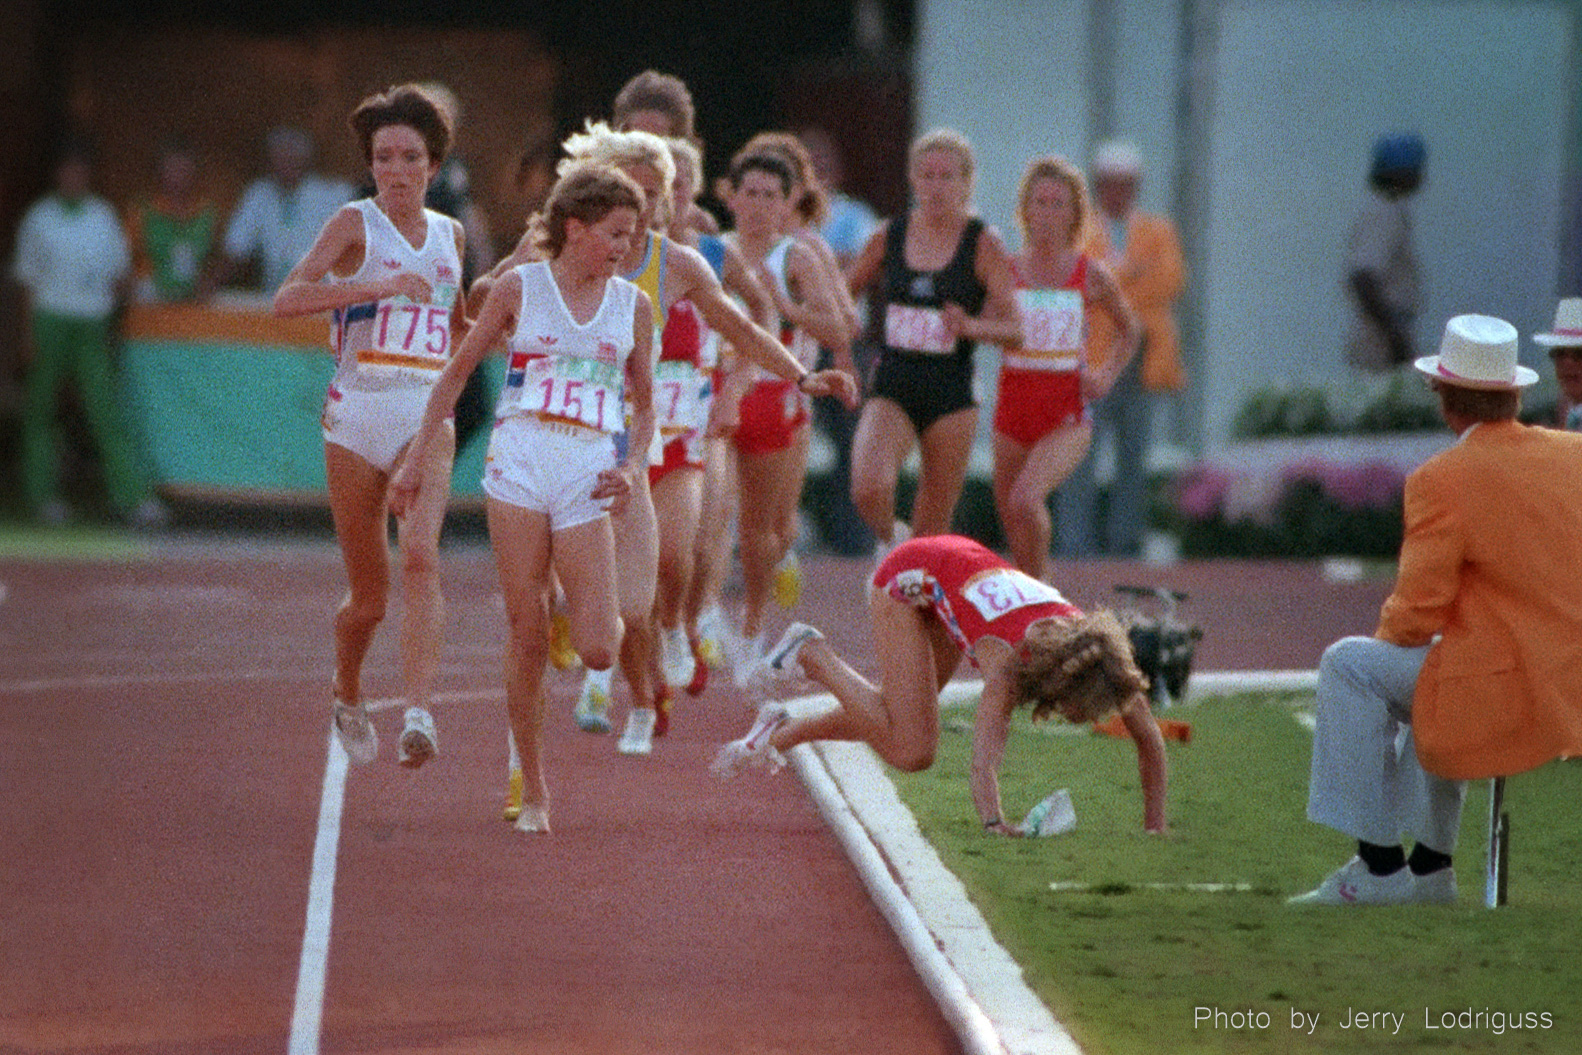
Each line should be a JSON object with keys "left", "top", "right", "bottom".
{"left": 654, "top": 359, "right": 704, "bottom": 436}
{"left": 1006, "top": 288, "right": 1083, "bottom": 372}
{"left": 960, "top": 568, "right": 1071, "bottom": 622}
{"left": 885, "top": 304, "right": 955, "bottom": 355}
{"left": 353, "top": 294, "right": 453, "bottom": 385}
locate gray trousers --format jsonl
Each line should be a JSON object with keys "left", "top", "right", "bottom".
{"left": 1306, "top": 636, "right": 1467, "bottom": 853}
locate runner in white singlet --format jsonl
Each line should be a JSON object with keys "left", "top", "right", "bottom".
{"left": 393, "top": 161, "right": 655, "bottom": 834}
{"left": 274, "top": 84, "right": 464, "bottom": 772}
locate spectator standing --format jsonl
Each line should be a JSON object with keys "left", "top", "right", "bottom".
{"left": 1533, "top": 296, "right": 1582, "bottom": 430}
{"left": 1344, "top": 132, "right": 1426, "bottom": 372}
{"left": 1290, "top": 314, "right": 1582, "bottom": 907}
{"left": 11, "top": 138, "right": 164, "bottom": 527}
{"left": 206, "top": 126, "right": 353, "bottom": 296}
{"left": 125, "top": 139, "right": 217, "bottom": 302}
{"left": 1060, "top": 140, "right": 1186, "bottom": 558}
{"left": 798, "top": 125, "right": 879, "bottom": 270}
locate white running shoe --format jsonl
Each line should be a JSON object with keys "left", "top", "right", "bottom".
{"left": 332, "top": 700, "right": 378, "bottom": 765}
{"left": 397, "top": 706, "right": 438, "bottom": 768}
{"left": 710, "top": 703, "right": 791, "bottom": 779}
{"left": 659, "top": 625, "right": 697, "bottom": 689}
{"left": 513, "top": 803, "right": 551, "bottom": 834}
{"left": 618, "top": 707, "right": 657, "bottom": 755}
{"left": 740, "top": 622, "right": 823, "bottom": 691}
{"left": 730, "top": 631, "right": 767, "bottom": 689}
{"left": 574, "top": 668, "right": 613, "bottom": 733}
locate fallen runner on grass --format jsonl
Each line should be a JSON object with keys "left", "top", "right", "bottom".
{"left": 713, "top": 533, "right": 1168, "bottom": 834}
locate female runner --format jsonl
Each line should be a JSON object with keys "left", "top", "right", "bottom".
{"left": 392, "top": 161, "right": 653, "bottom": 833}
{"left": 846, "top": 129, "right": 1021, "bottom": 551}
{"left": 274, "top": 84, "right": 463, "bottom": 769}
{"left": 714, "top": 533, "right": 1168, "bottom": 834}
{"left": 720, "top": 148, "right": 849, "bottom": 672}
{"left": 994, "top": 156, "right": 1138, "bottom": 579}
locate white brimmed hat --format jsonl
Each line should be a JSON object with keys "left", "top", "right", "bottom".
{"left": 1533, "top": 298, "right": 1582, "bottom": 348}
{"left": 1414, "top": 314, "right": 1538, "bottom": 390}
{"left": 1092, "top": 140, "right": 1142, "bottom": 176}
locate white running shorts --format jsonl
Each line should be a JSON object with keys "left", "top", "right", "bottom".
{"left": 483, "top": 415, "right": 618, "bottom": 531}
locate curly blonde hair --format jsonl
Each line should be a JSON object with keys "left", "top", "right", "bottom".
{"left": 1010, "top": 610, "right": 1148, "bottom": 723}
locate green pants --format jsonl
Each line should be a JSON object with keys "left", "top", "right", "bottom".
{"left": 22, "top": 309, "right": 151, "bottom": 514}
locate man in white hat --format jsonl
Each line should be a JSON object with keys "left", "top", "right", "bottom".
{"left": 1533, "top": 297, "right": 1582, "bottom": 430}
{"left": 1061, "top": 139, "right": 1188, "bottom": 557}
{"left": 1291, "top": 314, "right": 1582, "bottom": 906}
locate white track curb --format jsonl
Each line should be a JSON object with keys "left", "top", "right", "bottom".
{"left": 786, "top": 670, "right": 1318, "bottom": 1055}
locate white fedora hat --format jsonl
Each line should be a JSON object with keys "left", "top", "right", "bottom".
{"left": 1533, "top": 297, "right": 1582, "bottom": 347}
{"left": 1414, "top": 314, "right": 1538, "bottom": 390}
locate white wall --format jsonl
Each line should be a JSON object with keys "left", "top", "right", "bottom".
{"left": 1201, "top": 0, "right": 1574, "bottom": 445}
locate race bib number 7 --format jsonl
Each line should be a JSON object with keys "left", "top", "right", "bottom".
{"left": 655, "top": 360, "right": 704, "bottom": 435}
{"left": 961, "top": 568, "right": 1071, "bottom": 621}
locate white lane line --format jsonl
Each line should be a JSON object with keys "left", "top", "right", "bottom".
{"left": 288, "top": 730, "right": 350, "bottom": 1055}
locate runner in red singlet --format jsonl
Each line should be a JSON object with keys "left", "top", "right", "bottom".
{"left": 992, "top": 156, "right": 1138, "bottom": 579}
{"left": 713, "top": 534, "right": 1168, "bottom": 834}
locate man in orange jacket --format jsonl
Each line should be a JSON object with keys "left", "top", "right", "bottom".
{"left": 1061, "top": 140, "right": 1187, "bottom": 557}
{"left": 1291, "top": 314, "right": 1582, "bottom": 907}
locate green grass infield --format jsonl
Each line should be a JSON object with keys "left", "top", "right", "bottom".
{"left": 889, "top": 691, "right": 1582, "bottom": 1054}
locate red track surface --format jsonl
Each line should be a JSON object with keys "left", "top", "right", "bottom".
{"left": 0, "top": 538, "right": 1391, "bottom": 1054}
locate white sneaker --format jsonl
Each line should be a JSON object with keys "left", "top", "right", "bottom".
{"left": 397, "top": 706, "right": 438, "bottom": 768}
{"left": 740, "top": 622, "right": 823, "bottom": 691}
{"left": 659, "top": 625, "right": 696, "bottom": 689}
{"left": 513, "top": 803, "right": 551, "bottom": 834}
{"left": 332, "top": 700, "right": 378, "bottom": 765}
{"left": 618, "top": 707, "right": 657, "bottom": 755}
{"left": 574, "top": 668, "right": 613, "bottom": 733}
{"left": 1411, "top": 867, "right": 1458, "bottom": 905}
{"left": 1287, "top": 856, "right": 1415, "bottom": 906}
{"left": 730, "top": 631, "right": 767, "bottom": 689}
{"left": 710, "top": 703, "right": 790, "bottom": 779}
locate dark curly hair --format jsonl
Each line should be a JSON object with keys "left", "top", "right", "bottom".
{"left": 1009, "top": 610, "right": 1149, "bottom": 723}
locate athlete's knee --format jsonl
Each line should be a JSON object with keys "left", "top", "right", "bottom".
{"left": 400, "top": 539, "right": 440, "bottom": 581}
{"left": 887, "top": 742, "right": 936, "bottom": 773}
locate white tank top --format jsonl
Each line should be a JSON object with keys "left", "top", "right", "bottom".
{"left": 496, "top": 260, "right": 638, "bottom": 434}
{"left": 330, "top": 200, "right": 462, "bottom": 392}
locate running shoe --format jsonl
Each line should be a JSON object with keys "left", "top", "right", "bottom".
{"left": 709, "top": 703, "right": 790, "bottom": 779}
{"left": 513, "top": 803, "right": 551, "bottom": 834}
{"left": 617, "top": 707, "right": 656, "bottom": 755}
{"left": 574, "top": 668, "right": 613, "bottom": 733}
{"left": 397, "top": 706, "right": 438, "bottom": 768}
{"left": 739, "top": 622, "right": 823, "bottom": 691}
{"left": 659, "top": 625, "right": 696, "bottom": 689}
{"left": 548, "top": 610, "right": 580, "bottom": 671}
{"left": 730, "top": 631, "right": 767, "bottom": 689}
{"left": 502, "top": 767, "right": 524, "bottom": 822}
{"left": 772, "top": 550, "right": 803, "bottom": 609}
{"left": 332, "top": 699, "right": 378, "bottom": 765}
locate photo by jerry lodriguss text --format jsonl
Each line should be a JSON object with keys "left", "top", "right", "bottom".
{"left": 1194, "top": 1005, "right": 1555, "bottom": 1036}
